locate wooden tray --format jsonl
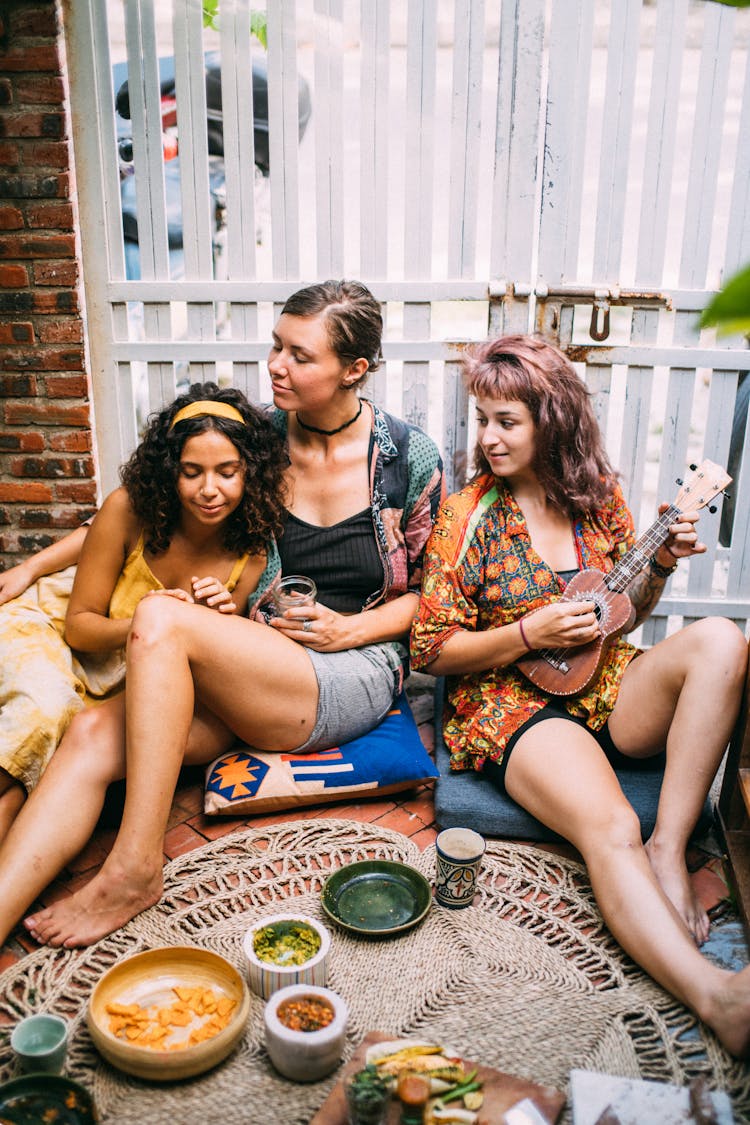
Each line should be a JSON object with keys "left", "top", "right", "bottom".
{"left": 311, "top": 1030, "right": 566, "bottom": 1124}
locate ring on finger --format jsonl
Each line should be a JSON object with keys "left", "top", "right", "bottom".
{"left": 302, "top": 618, "right": 313, "bottom": 633}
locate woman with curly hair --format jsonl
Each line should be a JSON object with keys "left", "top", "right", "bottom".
{"left": 0, "top": 382, "right": 287, "bottom": 845}
{"left": 410, "top": 335, "right": 750, "bottom": 1057}
{"left": 0, "top": 279, "right": 443, "bottom": 951}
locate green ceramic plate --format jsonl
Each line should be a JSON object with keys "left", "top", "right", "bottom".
{"left": 321, "top": 860, "right": 431, "bottom": 937}
{"left": 0, "top": 1074, "right": 98, "bottom": 1124}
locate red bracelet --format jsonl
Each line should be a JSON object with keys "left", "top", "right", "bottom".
{"left": 518, "top": 617, "right": 533, "bottom": 651}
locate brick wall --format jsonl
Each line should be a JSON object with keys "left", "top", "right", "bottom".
{"left": 0, "top": 0, "right": 95, "bottom": 571}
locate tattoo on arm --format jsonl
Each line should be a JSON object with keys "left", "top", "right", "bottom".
{"left": 627, "top": 569, "right": 667, "bottom": 627}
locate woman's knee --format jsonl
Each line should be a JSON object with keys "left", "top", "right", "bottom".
{"left": 579, "top": 799, "right": 643, "bottom": 857}
{"left": 128, "top": 595, "right": 193, "bottom": 656}
{"left": 685, "top": 617, "right": 747, "bottom": 682}
{"left": 53, "top": 706, "right": 124, "bottom": 785}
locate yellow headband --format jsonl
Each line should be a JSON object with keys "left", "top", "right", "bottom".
{"left": 169, "top": 400, "right": 245, "bottom": 429}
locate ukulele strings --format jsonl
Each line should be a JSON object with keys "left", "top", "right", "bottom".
{"left": 531, "top": 506, "right": 682, "bottom": 672}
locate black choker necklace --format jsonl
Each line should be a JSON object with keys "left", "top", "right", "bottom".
{"left": 296, "top": 399, "right": 363, "bottom": 436}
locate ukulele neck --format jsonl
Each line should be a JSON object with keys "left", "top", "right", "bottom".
{"left": 604, "top": 504, "right": 681, "bottom": 593}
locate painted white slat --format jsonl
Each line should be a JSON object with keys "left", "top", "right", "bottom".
{"left": 442, "top": 359, "right": 470, "bottom": 495}
{"left": 491, "top": 0, "right": 544, "bottom": 290}
{"left": 537, "top": 0, "right": 594, "bottom": 286}
{"left": 123, "top": 0, "right": 170, "bottom": 278}
{"left": 314, "top": 0, "right": 344, "bottom": 277}
{"left": 635, "top": 0, "right": 687, "bottom": 286}
{"left": 679, "top": 3, "right": 735, "bottom": 288}
{"left": 592, "top": 0, "right": 640, "bottom": 282}
{"left": 359, "top": 0, "right": 390, "bottom": 277}
{"left": 404, "top": 0, "right": 437, "bottom": 277}
{"left": 123, "top": 1, "right": 174, "bottom": 415}
{"left": 220, "top": 0, "right": 260, "bottom": 399}
{"left": 220, "top": 0, "right": 258, "bottom": 278}
{"left": 724, "top": 46, "right": 750, "bottom": 276}
{"left": 447, "top": 0, "right": 484, "bottom": 279}
{"left": 618, "top": 308, "right": 658, "bottom": 531}
{"left": 266, "top": 0, "right": 301, "bottom": 276}
{"left": 172, "top": 0, "right": 216, "bottom": 383}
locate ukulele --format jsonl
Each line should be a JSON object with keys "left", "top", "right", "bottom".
{"left": 515, "top": 460, "right": 731, "bottom": 697}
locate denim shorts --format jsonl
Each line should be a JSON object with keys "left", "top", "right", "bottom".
{"left": 291, "top": 641, "right": 407, "bottom": 753}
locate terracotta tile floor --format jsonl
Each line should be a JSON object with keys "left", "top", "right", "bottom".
{"left": 0, "top": 715, "right": 737, "bottom": 971}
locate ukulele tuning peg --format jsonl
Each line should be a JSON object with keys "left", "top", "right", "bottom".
{"left": 676, "top": 478, "right": 683, "bottom": 486}
{"left": 708, "top": 505, "right": 717, "bottom": 514}
{"left": 689, "top": 463, "right": 698, "bottom": 472}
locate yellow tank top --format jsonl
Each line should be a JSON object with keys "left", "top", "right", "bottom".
{"left": 108, "top": 531, "right": 251, "bottom": 619}
{"left": 73, "top": 533, "right": 250, "bottom": 699}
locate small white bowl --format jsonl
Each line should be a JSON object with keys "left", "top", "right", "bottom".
{"left": 242, "top": 913, "right": 330, "bottom": 1000}
{"left": 264, "top": 984, "right": 348, "bottom": 1082}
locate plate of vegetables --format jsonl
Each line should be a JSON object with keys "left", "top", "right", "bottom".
{"left": 310, "top": 1032, "right": 566, "bottom": 1125}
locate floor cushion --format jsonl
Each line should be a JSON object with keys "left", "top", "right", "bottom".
{"left": 204, "top": 691, "right": 437, "bottom": 816}
{"left": 432, "top": 678, "right": 713, "bottom": 842}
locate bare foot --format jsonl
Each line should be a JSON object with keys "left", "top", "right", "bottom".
{"left": 704, "top": 963, "right": 750, "bottom": 1058}
{"left": 24, "top": 861, "right": 162, "bottom": 948}
{"left": 645, "top": 837, "right": 709, "bottom": 944}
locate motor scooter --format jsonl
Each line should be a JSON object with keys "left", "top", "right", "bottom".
{"left": 113, "top": 50, "right": 312, "bottom": 280}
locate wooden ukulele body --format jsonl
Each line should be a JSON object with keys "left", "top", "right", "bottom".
{"left": 515, "top": 569, "right": 635, "bottom": 696}
{"left": 514, "top": 460, "right": 730, "bottom": 697}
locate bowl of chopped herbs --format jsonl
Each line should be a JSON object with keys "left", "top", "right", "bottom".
{"left": 242, "top": 913, "right": 331, "bottom": 999}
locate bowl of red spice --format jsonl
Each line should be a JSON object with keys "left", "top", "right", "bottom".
{"left": 263, "top": 983, "right": 348, "bottom": 1082}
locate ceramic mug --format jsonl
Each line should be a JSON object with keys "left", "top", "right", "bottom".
{"left": 434, "top": 827, "right": 486, "bottom": 909}
{"left": 10, "top": 1013, "right": 69, "bottom": 1074}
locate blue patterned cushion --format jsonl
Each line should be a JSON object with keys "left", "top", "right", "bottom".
{"left": 204, "top": 692, "right": 438, "bottom": 816}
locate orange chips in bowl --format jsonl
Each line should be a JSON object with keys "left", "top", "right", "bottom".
{"left": 105, "top": 985, "right": 237, "bottom": 1050}
{"left": 87, "top": 946, "right": 250, "bottom": 1081}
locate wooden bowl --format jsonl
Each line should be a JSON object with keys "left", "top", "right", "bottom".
{"left": 86, "top": 945, "right": 250, "bottom": 1081}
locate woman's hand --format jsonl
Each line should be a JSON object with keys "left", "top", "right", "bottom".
{"left": 652, "top": 504, "right": 706, "bottom": 568}
{"left": 191, "top": 575, "right": 237, "bottom": 614}
{"left": 520, "top": 599, "right": 600, "bottom": 651}
{"left": 269, "top": 601, "right": 351, "bottom": 651}
{"left": 0, "top": 561, "right": 36, "bottom": 606}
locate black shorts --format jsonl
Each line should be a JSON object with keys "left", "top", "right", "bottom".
{"left": 482, "top": 701, "right": 654, "bottom": 794}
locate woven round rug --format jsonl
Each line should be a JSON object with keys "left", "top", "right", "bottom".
{"left": 0, "top": 818, "right": 747, "bottom": 1123}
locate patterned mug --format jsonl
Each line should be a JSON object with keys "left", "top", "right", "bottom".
{"left": 434, "top": 827, "right": 486, "bottom": 909}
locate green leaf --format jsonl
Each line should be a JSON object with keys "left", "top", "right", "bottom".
{"left": 703, "top": 0, "right": 750, "bottom": 7}
{"left": 203, "top": 0, "right": 220, "bottom": 30}
{"left": 701, "top": 263, "right": 750, "bottom": 336}
{"left": 251, "top": 11, "right": 268, "bottom": 49}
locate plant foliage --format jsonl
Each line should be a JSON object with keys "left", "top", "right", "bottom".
{"left": 701, "top": 263, "right": 750, "bottom": 336}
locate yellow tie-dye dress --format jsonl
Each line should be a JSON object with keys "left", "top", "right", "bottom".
{"left": 0, "top": 533, "right": 249, "bottom": 793}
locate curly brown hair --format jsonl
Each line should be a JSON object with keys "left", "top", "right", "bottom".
{"left": 464, "top": 335, "right": 618, "bottom": 520}
{"left": 120, "top": 383, "right": 288, "bottom": 554}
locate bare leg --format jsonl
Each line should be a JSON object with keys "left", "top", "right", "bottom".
{"left": 608, "top": 618, "right": 746, "bottom": 942}
{"left": 504, "top": 718, "right": 750, "bottom": 1058}
{"left": 28, "top": 597, "right": 320, "bottom": 948}
{"left": 0, "top": 695, "right": 127, "bottom": 948}
{"left": 21, "top": 689, "right": 235, "bottom": 948}
{"left": 0, "top": 769, "right": 26, "bottom": 846}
